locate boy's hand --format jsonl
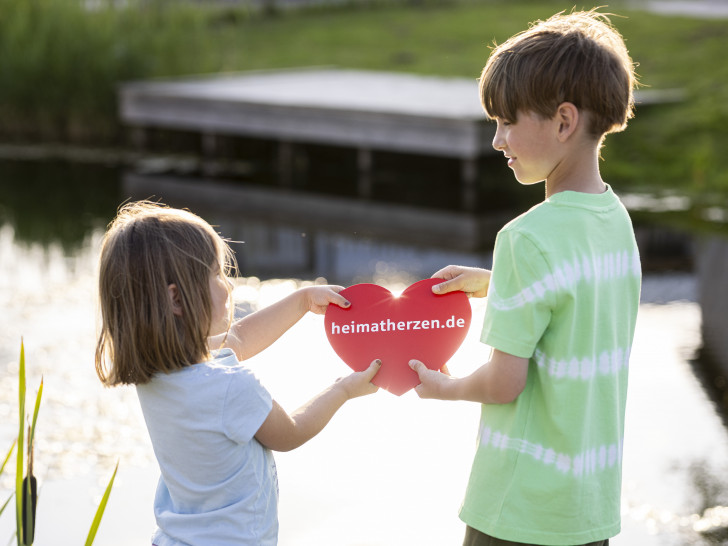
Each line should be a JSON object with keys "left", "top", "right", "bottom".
{"left": 337, "top": 359, "right": 381, "bottom": 399}
{"left": 304, "top": 285, "right": 351, "bottom": 315}
{"left": 409, "top": 359, "right": 454, "bottom": 400}
{"left": 431, "top": 265, "right": 491, "bottom": 298}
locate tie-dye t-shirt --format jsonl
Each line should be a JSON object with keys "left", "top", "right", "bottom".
{"left": 459, "top": 186, "right": 641, "bottom": 545}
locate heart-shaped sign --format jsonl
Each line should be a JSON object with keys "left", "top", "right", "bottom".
{"left": 324, "top": 278, "right": 472, "bottom": 396}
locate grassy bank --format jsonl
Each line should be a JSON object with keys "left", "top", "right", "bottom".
{"left": 1, "top": 0, "right": 727, "bottom": 203}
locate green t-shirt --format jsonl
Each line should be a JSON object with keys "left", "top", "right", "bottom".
{"left": 459, "top": 186, "right": 641, "bottom": 545}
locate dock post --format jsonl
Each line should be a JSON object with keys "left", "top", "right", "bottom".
{"left": 357, "top": 148, "right": 373, "bottom": 199}
{"left": 129, "top": 126, "right": 147, "bottom": 151}
{"left": 461, "top": 157, "right": 478, "bottom": 212}
{"left": 202, "top": 132, "right": 218, "bottom": 177}
{"left": 278, "top": 141, "right": 293, "bottom": 187}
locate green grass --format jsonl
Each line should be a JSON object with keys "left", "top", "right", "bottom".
{"left": 1, "top": 0, "right": 727, "bottom": 203}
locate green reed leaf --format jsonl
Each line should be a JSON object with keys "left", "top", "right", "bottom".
{"left": 28, "top": 378, "right": 43, "bottom": 452}
{"left": 0, "top": 492, "right": 13, "bottom": 517}
{"left": 0, "top": 439, "right": 16, "bottom": 477}
{"left": 84, "top": 461, "right": 119, "bottom": 546}
{"left": 15, "top": 340, "right": 26, "bottom": 546}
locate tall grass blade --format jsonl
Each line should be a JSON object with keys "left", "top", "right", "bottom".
{"left": 27, "top": 378, "right": 43, "bottom": 450}
{"left": 15, "top": 340, "right": 26, "bottom": 546}
{"left": 0, "top": 440, "right": 17, "bottom": 517}
{"left": 84, "top": 461, "right": 119, "bottom": 546}
{"left": 0, "top": 493, "right": 12, "bottom": 517}
{"left": 0, "top": 440, "right": 16, "bottom": 477}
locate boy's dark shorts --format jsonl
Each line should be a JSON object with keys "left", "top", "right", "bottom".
{"left": 463, "top": 526, "right": 610, "bottom": 546}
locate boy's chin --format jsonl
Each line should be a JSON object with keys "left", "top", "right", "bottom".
{"left": 515, "top": 177, "right": 545, "bottom": 186}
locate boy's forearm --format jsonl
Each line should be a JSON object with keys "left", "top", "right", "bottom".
{"left": 448, "top": 368, "right": 517, "bottom": 405}
{"left": 457, "top": 352, "right": 528, "bottom": 404}
{"left": 422, "top": 371, "right": 500, "bottom": 404}
{"left": 414, "top": 350, "right": 528, "bottom": 404}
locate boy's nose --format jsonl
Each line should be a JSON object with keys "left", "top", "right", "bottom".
{"left": 492, "top": 125, "right": 505, "bottom": 151}
{"left": 492, "top": 133, "right": 504, "bottom": 151}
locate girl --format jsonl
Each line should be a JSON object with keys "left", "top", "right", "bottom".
{"left": 95, "top": 201, "right": 380, "bottom": 545}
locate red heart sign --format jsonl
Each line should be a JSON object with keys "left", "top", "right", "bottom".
{"left": 324, "top": 278, "right": 472, "bottom": 396}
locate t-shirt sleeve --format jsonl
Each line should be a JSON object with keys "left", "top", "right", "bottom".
{"left": 481, "top": 228, "right": 553, "bottom": 359}
{"left": 221, "top": 366, "right": 273, "bottom": 444}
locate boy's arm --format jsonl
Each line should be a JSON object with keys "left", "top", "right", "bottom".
{"left": 211, "top": 285, "right": 350, "bottom": 361}
{"left": 255, "top": 359, "right": 381, "bottom": 452}
{"left": 431, "top": 265, "right": 491, "bottom": 298}
{"left": 409, "top": 349, "right": 527, "bottom": 404}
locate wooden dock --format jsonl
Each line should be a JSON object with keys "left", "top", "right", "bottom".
{"left": 119, "top": 68, "right": 682, "bottom": 211}
{"left": 119, "top": 68, "right": 494, "bottom": 210}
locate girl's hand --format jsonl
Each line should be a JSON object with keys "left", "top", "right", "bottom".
{"left": 255, "top": 359, "right": 381, "bottom": 452}
{"left": 337, "top": 359, "right": 381, "bottom": 399}
{"left": 304, "top": 285, "right": 351, "bottom": 315}
{"left": 431, "top": 265, "right": 491, "bottom": 298}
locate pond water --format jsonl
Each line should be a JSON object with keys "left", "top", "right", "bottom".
{"left": 1, "top": 158, "right": 727, "bottom": 545}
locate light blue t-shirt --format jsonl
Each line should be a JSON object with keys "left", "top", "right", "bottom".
{"left": 137, "top": 348, "right": 277, "bottom": 546}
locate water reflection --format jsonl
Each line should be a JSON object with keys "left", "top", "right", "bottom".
{"left": 0, "top": 158, "right": 120, "bottom": 250}
{"left": 1, "top": 159, "right": 728, "bottom": 544}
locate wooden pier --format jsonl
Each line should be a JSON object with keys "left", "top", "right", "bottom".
{"left": 119, "top": 68, "right": 495, "bottom": 211}
{"left": 119, "top": 68, "right": 682, "bottom": 211}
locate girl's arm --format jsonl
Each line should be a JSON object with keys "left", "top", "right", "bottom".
{"left": 211, "top": 285, "right": 350, "bottom": 361}
{"left": 408, "top": 349, "right": 528, "bottom": 404}
{"left": 255, "top": 359, "right": 381, "bottom": 452}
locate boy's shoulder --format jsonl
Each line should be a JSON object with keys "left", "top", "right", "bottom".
{"left": 503, "top": 188, "right": 624, "bottom": 232}
{"left": 501, "top": 199, "right": 553, "bottom": 234}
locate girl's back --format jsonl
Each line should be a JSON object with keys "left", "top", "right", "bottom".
{"left": 137, "top": 348, "right": 278, "bottom": 545}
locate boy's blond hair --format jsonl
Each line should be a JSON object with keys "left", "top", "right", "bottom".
{"left": 95, "top": 201, "right": 235, "bottom": 386}
{"left": 479, "top": 9, "right": 637, "bottom": 139}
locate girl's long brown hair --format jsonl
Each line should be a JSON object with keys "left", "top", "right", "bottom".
{"left": 95, "top": 201, "right": 234, "bottom": 386}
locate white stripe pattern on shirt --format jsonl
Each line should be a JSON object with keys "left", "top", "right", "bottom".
{"left": 533, "top": 346, "right": 631, "bottom": 381}
{"left": 478, "top": 424, "right": 624, "bottom": 477}
{"left": 489, "top": 248, "right": 641, "bottom": 312}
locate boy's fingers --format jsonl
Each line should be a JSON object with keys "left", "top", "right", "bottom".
{"left": 409, "top": 359, "right": 426, "bottom": 376}
{"left": 432, "top": 278, "right": 460, "bottom": 295}
{"left": 430, "top": 266, "right": 453, "bottom": 280}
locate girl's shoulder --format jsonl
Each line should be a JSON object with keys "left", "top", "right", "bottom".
{"left": 143, "top": 348, "right": 246, "bottom": 387}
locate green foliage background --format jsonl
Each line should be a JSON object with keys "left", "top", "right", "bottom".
{"left": 0, "top": 0, "right": 726, "bottom": 202}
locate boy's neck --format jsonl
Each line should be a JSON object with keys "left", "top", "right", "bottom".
{"left": 546, "top": 176, "right": 606, "bottom": 198}
{"left": 545, "top": 140, "right": 606, "bottom": 198}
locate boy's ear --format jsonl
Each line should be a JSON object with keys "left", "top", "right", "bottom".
{"left": 555, "top": 102, "right": 580, "bottom": 142}
{"left": 168, "top": 283, "right": 183, "bottom": 316}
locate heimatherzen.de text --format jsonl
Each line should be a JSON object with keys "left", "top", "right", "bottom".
{"left": 329, "top": 315, "right": 466, "bottom": 335}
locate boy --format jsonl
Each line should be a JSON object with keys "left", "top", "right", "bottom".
{"left": 408, "top": 10, "right": 641, "bottom": 546}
